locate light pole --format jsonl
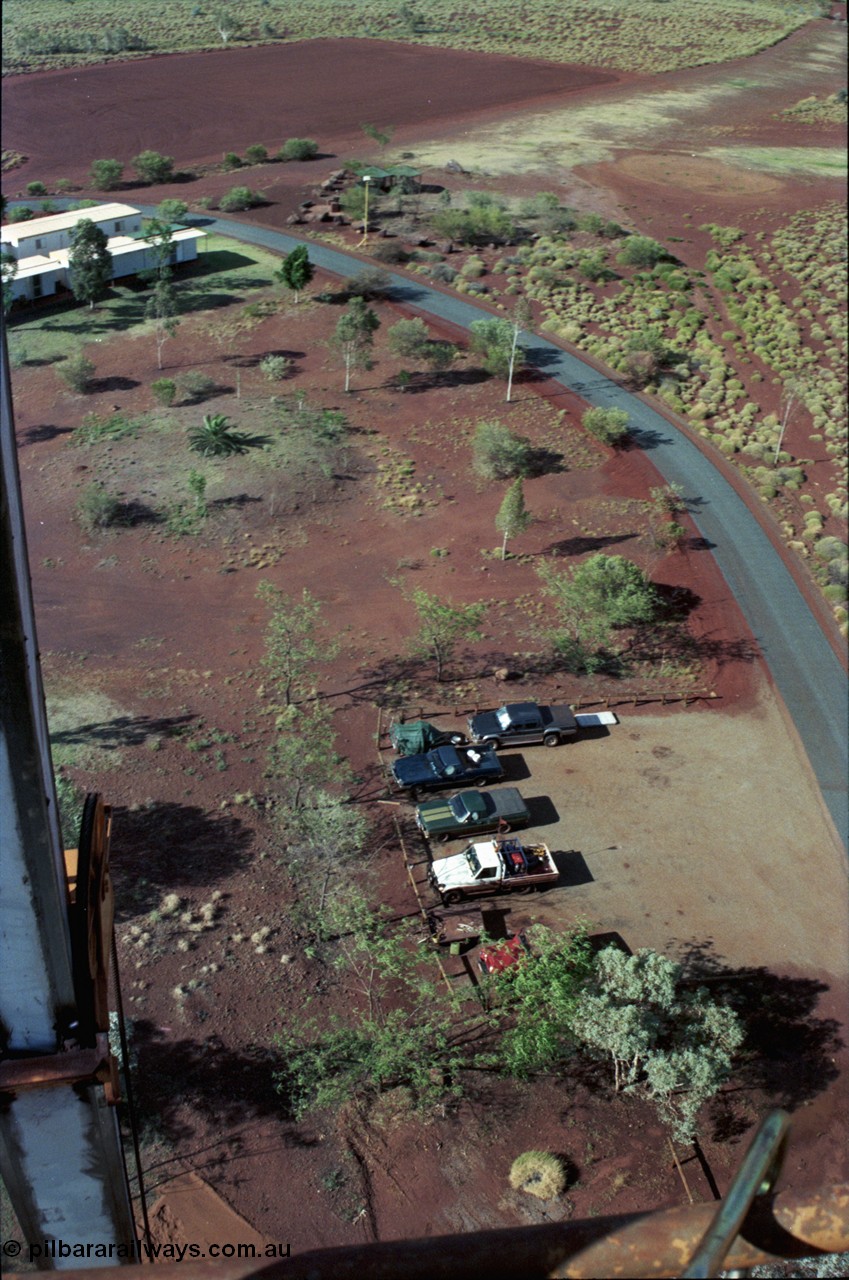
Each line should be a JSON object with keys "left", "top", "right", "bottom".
{"left": 361, "top": 174, "right": 371, "bottom": 246}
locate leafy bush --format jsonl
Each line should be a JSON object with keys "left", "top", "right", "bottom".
{"left": 55, "top": 774, "right": 85, "bottom": 849}
{"left": 76, "top": 483, "right": 121, "bottom": 532}
{"left": 431, "top": 197, "right": 515, "bottom": 246}
{"left": 90, "top": 158, "right": 124, "bottom": 190}
{"left": 155, "top": 198, "right": 189, "bottom": 223}
{"left": 260, "top": 354, "right": 292, "bottom": 381}
{"left": 346, "top": 267, "right": 391, "bottom": 299}
{"left": 221, "top": 151, "right": 243, "bottom": 171}
{"left": 218, "top": 185, "right": 261, "bottom": 212}
{"left": 176, "top": 372, "right": 217, "bottom": 404}
{"left": 582, "top": 406, "right": 630, "bottom": 446}
{"left": 617, "top": 235, "right": 665, "bottom": 268}
{"left": 473, "top": 420, "right": 532, "bottom": 480}
{"left": 188, "top": 413, "right": 251, "bottom": 457}
{"left": 26, "top": 181, "right": 47, "bottom": 197}
{"left": 509, "top": 1152, "right": 567, "bottom": 1200}
{"left": 244, "top": 143, "right": 268, "bottom": 165}
{"left": 370, "top": 241, "right": 409, "bottom": 264}
{"left": 151, "top": 377, "right": 177, "bottom": 406}
{"left": 278, "top": 138, "right": 319, "bottom": 162}
{"left": 58, "top": 354, "right": 96, "bottom": 394}
{"left": 132, "top": 150, "right": 175, "bottom": 184}
{"left": 7, "top": 206, "right": 34, "bottom": 223}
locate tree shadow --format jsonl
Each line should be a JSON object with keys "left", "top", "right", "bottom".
{"left": 51, "top": 711, "right": 195, "bottom": 750}
{"left": 20, "top": 423, "right": 75, "bottom": 446}
{"left": 112, "top": 802, "right": 256, "bottom": 918}
{"left": 541, "top": 532, "right": 636, "bottom": 557}
{"left": 674, "top": 940, "right": 843, "bottom": 1134}
{"left": 124, "top": 1022, "right": 306, "bottom": 1145}
{"left": 90, "top": 375, "right": 141, "bottom": 393}
{"left": 394, "top": 367, "right": 490, "bottom": 394}
{"left": 115, "top": 499, "right": 161, "bottom": 527}
{"left": 525, "top": 445, "right": 567, "bottom": 477}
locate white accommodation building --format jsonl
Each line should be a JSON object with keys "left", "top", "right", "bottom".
{"left": 1, "top": 203, "right": 205, "bottom": 305}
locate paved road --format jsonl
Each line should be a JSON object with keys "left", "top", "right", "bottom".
{"left": 34, "top": 205, "right": 849, "bottom": 845}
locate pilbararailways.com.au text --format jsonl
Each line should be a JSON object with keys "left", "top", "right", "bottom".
{"left": 2, "top": 1238, "right": 291, "bottom": 1263}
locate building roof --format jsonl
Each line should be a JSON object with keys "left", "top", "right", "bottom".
{"left": 1, "top": 204, "right": 141, "bottom": 246}
{"left": 11, "top": 228, "right": 205, "bottom": 279}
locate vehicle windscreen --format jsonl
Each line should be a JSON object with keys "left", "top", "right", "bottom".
{"left": 466, "top": 849, "right": 481, "bottom": 875}
{"left": 432, "top": 746, "right": 460, "bottom": 776}
{"left": 496, "top": 707, "right": 511, "bottom": 729}
{"left": 449, "top": 795, "right": 471, "bottom": 821}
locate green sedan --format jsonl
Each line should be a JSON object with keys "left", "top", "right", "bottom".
{"left": 415, "top": 787, "right": 531, "bottom": 842}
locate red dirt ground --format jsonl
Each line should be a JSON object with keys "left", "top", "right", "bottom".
{"left": 3, "top": 25, "right": 847, "bottom": 1262}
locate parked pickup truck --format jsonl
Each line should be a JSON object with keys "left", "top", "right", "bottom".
{"left": 416, "top": 787, "right": 531, "bottom": 842}
{"left": 391, "top": 742, "right": 504, "bottom": 795}
{"left": 429, "top": 837, "right": 559, "bottom": 904}
{"left": 468, "top": 701, "right": 578, "bottom": 748}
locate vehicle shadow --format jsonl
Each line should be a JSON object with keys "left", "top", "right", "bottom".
{"left": 524, "top": 795, "right": 560, "bottom": 827}
{"left": 551, "top": 849, "right": 594, "bottom": 886}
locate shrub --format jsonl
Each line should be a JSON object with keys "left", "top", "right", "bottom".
{"left": 218, "top": 185, "right": 260, "bottom": 212}
{"left": 617, "top": 235, "right": 665, "bottom": 268}
{"left": 177, "top": 372, "right": 217, "bottom": 403}
{"left": 90, "top": 159, "right": 124, "bottom": 190}
{"left": 473, "top": 420, "right": 532, "bottom": 480}
{"left": 221, "top": 151, "right": 243, "bottom": 171}
{"left": 370, "top": 241, "right": 409, "bottom": 264}
{"left": 7, "top": 206, "right": 34, "bottom": 223}
{"left": 188, "top": 414, "right": 250, "bottom": 457}
{"left": 58, "top": 354, "right": 96, "bottom": 394}
{"left": 76, "top": 483, "right": 121, "bottom": 532}
{"left": 26, "top": 181, "right": 47, "bottom": 197}
{"left": 244, "top": 143, "right": 268, "bottom": 165}
{"left": 260, "top": 354, "right": 292, "bottom": 381}
{"left": 132, "top": 150, "right": 175, "bottom": 184}
{"left": 151, "top": 377, "right": 177, "bottom": 406}
{"left": 429, "top": 262, "right": 457, "bottom": 283}
{"left": 346, "top": 267, "right": 391, "bottom": 299}
{"left": 460, "top": 255, "right": 486, "bottom": 279}
{"left": 509, "top": 1152, "right": 567, "bottom": 1201}
{"left": 278, "top": 138, "right": 319, "bottom": 162}
{"left": 582, "top": 406, "right": 630, "bottom": 446}
{"left": 155, "top": 198, "right": 188, "bottom": 223}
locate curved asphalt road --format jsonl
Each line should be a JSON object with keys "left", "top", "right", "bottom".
{"left": 32, "top": 205, "right": 849, "bottom": 844}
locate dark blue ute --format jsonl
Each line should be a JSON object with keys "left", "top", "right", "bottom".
{"left": 391, "top": 743, "right": 504, "bottom": 792}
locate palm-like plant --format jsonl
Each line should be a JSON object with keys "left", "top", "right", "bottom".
{"left": 188, "top": 414, "right": 249, "bottom": 457}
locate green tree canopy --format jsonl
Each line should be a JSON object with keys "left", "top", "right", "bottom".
{"left": 569, "top": 946, "right": 744, "bottom": 1142}
{"left": 495, "top": 478, "right": 533, "bottom": 559}
{"left": 407, "top": 588, "right": 485, "bottom": 682}
{"left": 472, "top": 420, "right": 532, "bottom": 481}
{"left": 617, "top": 235, "right": 665, "bottom": 268}
{"left": 257, "top": 579, "right": 338, "bottom": 707}
{"left": 89, "top": 158, "right": 124, "bottom": 191}
{"left": 538, "top": 553, "right": 660, "bottom": 671}
{"left": 469, "top": 317, "right": 526, "bottom": 389}
{"left": 331, "top": 296, "right": 380, "bottom": 392}
{"left": 274, "top": 245, "right": 314, "bottom": 302}
{"left": 68, "top": 218, "right": 112, "bottom": 309}
{"left": 133, "top": 150, "right": 174, "bottom": 184}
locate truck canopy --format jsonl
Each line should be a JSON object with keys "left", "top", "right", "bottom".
{"left": 390, "top": 720, "right": 448, "bottom": 755}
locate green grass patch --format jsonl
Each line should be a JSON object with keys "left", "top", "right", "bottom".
{"left": 708, "top": 146, "right": 848, "bottom": 178}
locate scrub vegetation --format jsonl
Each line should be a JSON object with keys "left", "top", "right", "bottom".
{"left": 2, "top": 0, "right": 825, "bottom": 76}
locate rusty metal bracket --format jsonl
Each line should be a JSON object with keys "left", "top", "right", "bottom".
{"left": 683, "top": 1109, "right": 791, "bottom": 1278}
{"left": 0, "top": 1032, "right": 121, "bottom": 1104}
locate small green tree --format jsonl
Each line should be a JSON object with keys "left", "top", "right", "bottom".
{"left": 76, "top": 482, "right": 120, "bottom": 532}
{"left": 361, "top": 122, "right": 393, "bottom": 148}
{"left": 278, "top": 138, "right": 319, "bottom": 162}
{"left": 408, "top": 588, "right": 485, "bottom": 682}
{"left": 244, "top": 143, "right": 268, "bottom": 165}
{"left": 582, "top": 406, "right": 630, "bottom": 446}
{"left": 155, "top": 198, "right": 188, "bottom": 223}
{"left": 331, "top": 296, "right": 380, "bottom": 392}
{"left": 58, "top": 352, "right": 96, "bottom": 393}
{"left": 89, "top": 158, "right": 124, "bottom": 190}
{"left": 68, "top": 219, "right": 112, "bottom": 309}
{"left": 257, "top": 579, "right": 338, "bottom": 707}
{"left": 274, "top": 245, "right": 314, "bottom": 302}
{"left": 538, "top": 553, "right": 659, "bottom": 671}
{"left": 617, "top": 235, "right": 665, "bottom": 268}
{"left": 387, "top": 317, "right": 430, "bottom": 361}
{"left": 469, "top": 317, "right": 525, "bottom": 392}
{"left": 188, "top": 414, "right": 250, "bottom": 457}
{"left": 569, "top": 946, "right": 744, "bottom": 1142}
{"left": 151, "top": 377, "right": 177, "bottom": 406}
{"left": 132, "top": 150, "right": 175, "bottom": 185}
{"left": 473, "top": 420, "right": 532, "bottom": 481}
{"left": 495, "top": 478, "right": 532, "bottom": 560}
{"left": 145, "top": 279, "right": 180, "bottom": 369}
{"left": 187, "top": 469, "right": 208, "bottom": 519}
{"left": 1, "top": 252, "right": 17, "bottom": 314}
{"left": 218, "top": 185, "right": 260, "bottom": 212}
{"left": 212, "top": 9, "right": 242, "bottom": 43}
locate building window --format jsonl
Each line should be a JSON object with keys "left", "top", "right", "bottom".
{"left": 33, "top": 276, "right": 43, "bottom": 298}
{"left": 114, "top": 221, "right": 123, "bottom": 233}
